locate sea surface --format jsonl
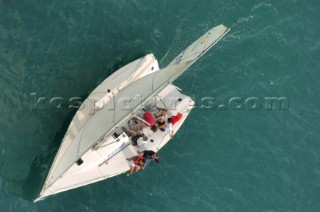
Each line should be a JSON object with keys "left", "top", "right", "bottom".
{"left": 1, "top": 0, "right": 320, "bottom": 211}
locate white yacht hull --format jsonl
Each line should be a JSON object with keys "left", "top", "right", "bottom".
{"left": 35, "top": 24, "right": 229, "bottom": 201}
{"left": 36, "top": 84, "right": 193, "bottom": 200}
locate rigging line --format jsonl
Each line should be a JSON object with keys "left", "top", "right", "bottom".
{"left": 151, "top": 67, "right": 158, "bottom": 93}
{"left": 96, "top": 160, "right": 105, "bottom": 179}
{"left": 113, "top": 92, "right": 116, "bottom": 127}
{"left": 189, "top": 69, "right": 198, "bottom": 94}
{"left": 132, "top": 56, "right": 144, "bottom": 73}
{"left": 156, "top": 134, "right": 167, "bottom": 151}
{"left": 157, "top": 94, "right": 168, "bottom": 109}
{"left": 77, "top": 130, "right": 85, "bottom": 157}
{"left": 180, "top": 62, "right": 197, "bottom": 90}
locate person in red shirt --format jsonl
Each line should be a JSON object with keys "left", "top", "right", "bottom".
{"left": 166, "top": 112, "right": 183, "bottom": 138}
{"left": 170, "top": 112, "right": 183, "bottom": 125}
{"left": 143, "top": 111, "right": 158, "bottom": 132}
{"left": 126, "top": 156, "right": 146, "bottom": 175}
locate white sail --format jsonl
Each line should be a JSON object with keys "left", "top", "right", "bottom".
{"left": 92, "top": 54, "right": 159, "bottom": 109}
{"left": 42, "top": 62, "right": 191, "bottom": 190}
{"left": 49, "top": 54, "right": 158, "bottom": 178}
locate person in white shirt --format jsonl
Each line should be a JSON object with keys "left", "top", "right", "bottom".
{"left": 136, "top": 135, "right": 149, "bottom": 147}
{"left": 165, "top": 118, "right": 174, "bottom": 138}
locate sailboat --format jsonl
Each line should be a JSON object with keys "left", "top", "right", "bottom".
{"left": 35, "top": 24, "right": 230, "bottom": 201}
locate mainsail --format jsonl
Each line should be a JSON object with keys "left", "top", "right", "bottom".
{"left": 40, "top": 24, "right": 230, "bottom": 195}
{"left": 43, "top": 62, "right": 191, "bottom": 190}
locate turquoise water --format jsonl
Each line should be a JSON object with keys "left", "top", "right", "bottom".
{"left": 1, "top": 0, "right": 320, "bottom": 211}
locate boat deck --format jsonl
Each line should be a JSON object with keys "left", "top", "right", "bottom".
{"left": 40, "top": 84, "right": 194, "bottom": 197}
